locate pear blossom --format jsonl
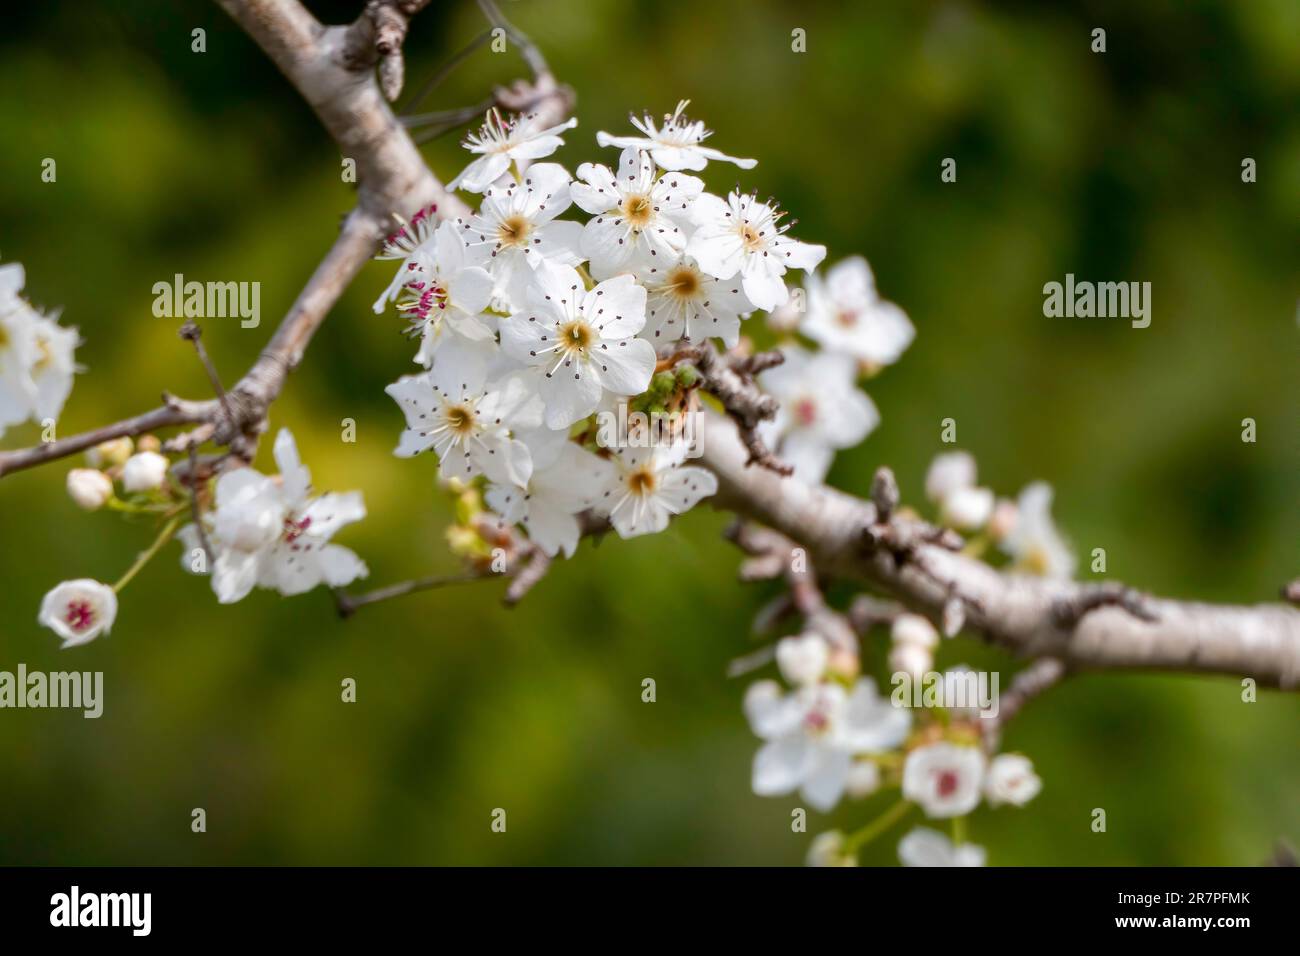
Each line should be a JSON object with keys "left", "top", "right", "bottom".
{"left": 121, "top": 451, "right": 169, "bottom": 493}
{"left": 889, "top": 613, "right": 939, "bottom": 678}
{"left": 373, "top": 219, "right": 498, "bottom": 387}
{"left": 984, "top": 753, "right": 1042, "bottom": 807}
{"left": 775, "top": 632, "right": 830, "bottom": 687}
{"left": 746, "top": 677, "right": 910, "bottom": 812}
{"left": 757, "top": 346, "right": 879, "bottom": 483}
{"left": 570, "top": 148, "right": 703, "bottom": 278}
{"left": 86, "top": 436, "right": 132, "bottom": 469}
{"left": 484, "top": 440, "right": 614, "bottom": 558}
{"left": 461, "top": 163, "right": 584, "bottom": 309}
{"left": 66, "top": 468, "right": 113, "bottom": 510}
{"left": 0, "top": 261, "right": 79, "bottom": 436}
{"left": 596, "top": 101, "right": 756, "bottom": 172}
{"left": 898, "top": 827, "right": 986, "bottom": 867}
{"left": 925, "top": 451, "right": 993, "bottom": 531}
{"left": 1000, "top": 481, "right": 1075, "bottom": 579}
{"left": 806, "top": 830, "right": 857, "bottom": 867}
{"left": 386, "top": 368, "right": 541, "bottom": 487}
{"left": 499, "top": 263, "right": 656, "bottom": 429}
{"left": 38, "top": 579, "right": 117, "bottom": 648}
{"left": 448, "top": 109, "right": 578, "bottom": 193}
{"left": 686, "top": 189, "right": 825, "bottom": 311}
{"left": 637, "top": 253, "right": 751, "bottom": 347}
{"left": 901, "top": 742, "right": 986, "bottom": 818}
{"left": 590, "top": 443, "right": 717, "bottom": 539}
{"left": 178, "top": 429, "right": 367, "bottom": 603}
{"left": 801, "top": 257, "right": 915, "bottom": 368}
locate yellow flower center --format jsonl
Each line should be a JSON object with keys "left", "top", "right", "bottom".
{"left": 497, "top": 215, "right": 532, "bottom": 247}
{"left": 665, "top": 265, "right": 702, "bottom": 299}
{"left": 621, "top": 194, "right": 653, "bottom": 228}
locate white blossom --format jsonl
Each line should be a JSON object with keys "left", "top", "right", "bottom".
{"left": 637, "top": 252, "right": 751, "bottom": 347}
{"left": 758, "top": 346, "right": 878, "bottom": 483}
{"left": 499, "top": 263, "right": 656, "bottom": 429}
{"left": 38, "top": 579, "right": 117, "bottom": 648}
{"left": 485, "top": 440, "right": 614, "bottom": 558}
{"left": 898, "top": 827, "right": 986, "bottom": 867}
{"left": 746, "top": 677, "right": 910, "bottom": 812}
{"left": 121, "top": 451, "right": 169, "bottom": 493}
{"left": 373, "top": 220, "right": 497, "bottom": 386}
{"left": 845, "top": 760, "right": 882, "bottom": 799}
{"left": 984, "top": 753, "right": 1042, "bottom": 807}
{"left": 570, "top": 148, "right": 702, "bottom": 278}
{"left": 66, "top": 468, "right": 113, "bottom": 510}
{"left": 889, "top": 614, "right": 939, "bottom": 678}
{"left": 179, "top": 429, "right": 367, "bottom": 603}
{"left": 687, "top": 189, "right": 825, "bottom": 311}
{"left": 386, "top": 368, "right": 541, "bottom": 487}
{"left": 901, "top": 742, "right": 986, "bottom": 818}
{"left": 448, "top": 109, "right": 578, "bottom": 193}
{"left": 589, "top": 443, "right": 717, "bottom": 539}
{"left": 461, "top": 162, "right": 585, "bottom": 310}
{"left": 801, "top": 256, "right": 914, "bottom": 368}
{"left": 1000, "top": 481, "right": 1075, "bottom": 579}
{"left": 596, "top": 101, "right": 756, "bottom": 171}
{"left": 0, "top": 261, "right": 79, "bottom": 437}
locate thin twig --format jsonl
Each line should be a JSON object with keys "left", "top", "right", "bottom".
{"left": 401, "top": 28, "right": 493, "bottom": 114}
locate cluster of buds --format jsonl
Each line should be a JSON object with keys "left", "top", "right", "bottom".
{"left": 66, "top": 435, "right": 174, "bottom": 511}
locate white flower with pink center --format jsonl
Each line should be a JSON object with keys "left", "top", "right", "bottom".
{"left": 758, "top": 346, "right": 879, "bottom": 483}
{"left": 745, "top": 677, "right": 910, "bottom": 812}
{"left": 38, "top": 579, "right": 118, "bottom": 648}
{"left": 984, "top": 753, "right": 1042, "bottom": 807}
{"left": 901, "top": 742, "right": 986, "bottom": 818}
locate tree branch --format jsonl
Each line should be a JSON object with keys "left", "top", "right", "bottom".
{"left": 699, "top": 411, "right": 1300, "bottom": 690}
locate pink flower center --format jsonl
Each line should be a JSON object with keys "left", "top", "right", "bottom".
{"left": 794, "top": 397, "right": 818, "bottom": 427}
{"left": 64, "top": 600, "right": 96, "bottom": 632}
{"left": 283, "top": 515, "right": 312, "bottom": 548}
{"left": 936, "top": 770, "right": 960, "bottom": 798}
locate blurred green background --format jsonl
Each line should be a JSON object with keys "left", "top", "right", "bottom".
{"left": 0, "top": 0, "right": 1296, "bottom": 865}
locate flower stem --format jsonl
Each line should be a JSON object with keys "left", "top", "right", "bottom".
{"left": 951, "top": 815, "right": 968, "bottom": 846}
{"left": 843, "top": 798, "right": 912, "bottom": 856}
{"left": 113, "top": 514, "right": 182, "bottom": 593}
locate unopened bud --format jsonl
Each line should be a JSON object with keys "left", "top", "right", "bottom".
{"left": 987, "top": 499, "right": 1018, "bottom": 541}
{"left": 137, "top": 434, "right": 162, "bottom": 453}
{"left": 86, "top": 436, "right": 133, "bottom": 469}
{"left": 66, "top": 469, "right": 114, "bottom": 510}
{"left": 121, "top": 451, "right": 170, "bottom": 492}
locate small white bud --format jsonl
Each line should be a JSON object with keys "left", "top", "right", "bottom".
{"left": 987, "top": 499, "right": 1018, "bottom": 541}
{"left": 121, "top": 450, "right": 169, "bottom": 492}
{"left": 806, "top": 830, "right": 856, "bottom": 867}
{"left": 66, "top": 468, "right": 113, "bottom": 510}
{"left": 941, "top": 485, "right": 994, "bottom": 530}
{"left": 845, "top": 760, "right": 881, "bottom": 799}
{"left": 925, "top": 450, "right": 976, "bottom": 503}
{"left": 891, "top": 613, "right": 939, "bottom": 649}
{"left": 888, "top": 641, "right": 933, "bottom": 679}
{"left": 775, "top": 632, "right": 829, "bottom": 686}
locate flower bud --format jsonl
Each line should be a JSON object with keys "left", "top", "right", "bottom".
{"left": 806, "top": 830, "right": 857, "bottom": 867}
{"left": 845, "top": 760, "right": 881, "bottom": 799}
{"left": 941, "top": 485, "right": 994, "bottom": 530}
{"left": 775, "top": 632, "right": 829, "bottom": 686}
{"left": 66, "top": 468, "right": 113, "bottom": 510}
{"left": 888, "top": 640, "right": 933, "bottom": 679}
{"left": 987, "top": 499, "right": 1018, "bottom": 541}
{"left": 86, "top": 436, "right": 133, "bottom": 469}
{"left": 137, "top": 434, "right": 162, "bottom": 453}
{"left": 891, "top": 613, "right": 939, "bottom": 649}
{"left": 121, "top": 450, "right": 169, "bottom": 492}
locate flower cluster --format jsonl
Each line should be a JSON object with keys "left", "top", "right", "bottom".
{"left": 0, "top": 261, "right": 78, "bottom": 440}
{"left": 375, "top": 103, "right": 832, "bottom": 558}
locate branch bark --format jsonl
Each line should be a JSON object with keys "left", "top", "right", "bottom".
{"left": 698, "top": 411, "right": 1300, "bottom": 690}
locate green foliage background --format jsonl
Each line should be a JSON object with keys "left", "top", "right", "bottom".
{"left": 0, "top": 0, "right": 1296, "bottom": 865}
